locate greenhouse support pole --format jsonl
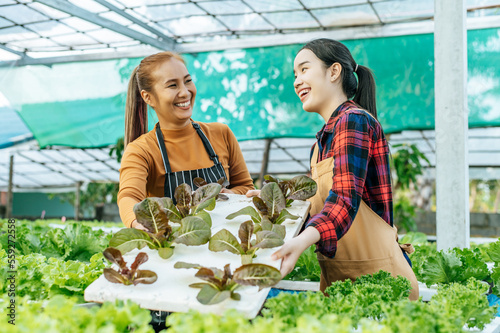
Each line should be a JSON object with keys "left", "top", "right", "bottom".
{"left": 6, "top": 154, "right": 14, "bottom": 219}
{"left": 75, "top": 181, "right": 82, "bottom": 221}
{"left": 258, "top": 139, "right": 273, "bottom": 188}
{"left": 434, "top": 0, "right": 470, "bottom": 250}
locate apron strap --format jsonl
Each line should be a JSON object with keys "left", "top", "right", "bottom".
{"left": 311, "top": 142, "right": 320, "bottom": 165}
{"left": 191, "top": 121, "right": 220, "bottom": 164}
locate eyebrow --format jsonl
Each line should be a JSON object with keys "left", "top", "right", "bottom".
{"left": 293, "top": 61, "right": 310, "bottom": 73}
{"left": 164, "top": 74, "right": 191, "bottom": 84}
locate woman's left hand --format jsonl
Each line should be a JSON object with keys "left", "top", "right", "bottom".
{"left": 271, "top": 226, "right": 321, "bottom": 278}
{"left": 221, "top": 188, "right": 235, "bottom": 194}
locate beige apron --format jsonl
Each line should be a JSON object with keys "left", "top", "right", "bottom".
{"left": 308, "top": 143, "right": 419, "bottom": 301}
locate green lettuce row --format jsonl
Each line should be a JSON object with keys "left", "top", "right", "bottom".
{"left": 164, "top": 272, "right": 496, "bottom": 332}
{"left": 0, "top": 221, "right": 112, "bottom": 262}
{"left": 0, "top": 296, "right": 154, "bottom": 333}
{"left": 166, "top": 309, "right": 389, "bottom": 333}
{"left": 0, "top": 218, "right": 124, "bottom": 229}
{"left": 0, "top": 250, "right": 106, "bottom": 302}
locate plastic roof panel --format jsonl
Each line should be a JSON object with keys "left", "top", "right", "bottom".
{"left": 312, "top": 5, "right": 380, "bottom": 27}
{"left": 134, "top": 3, "right": 205, "bottom": 21}
{"left": 159, "top": 16, "right": 227, "bottom": 36}
{"left": 198, "top": 1, "right": 252, "bottom": 15}
{"left": 1, "top": 0, "right": 500, "bottom": 64}
{"left": 262, "top": 11, "right": 318, "bottom": 30}
{"left": 214, "top": 14, "right": 273, "bottom": 31}
{"left": 1, "top": 4, "right": 49, "bottom": 24}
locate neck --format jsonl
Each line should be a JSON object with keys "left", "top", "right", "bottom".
{"left": 157, "top": 116, "right": 191, "bottom": 130}
{"left": 318, "top": 90, "right": 348, "bottom": 123}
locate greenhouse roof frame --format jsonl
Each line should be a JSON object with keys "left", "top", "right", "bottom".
{"left": 2, "top": 127, "right": 500, "bottom": 193}
{"left": 1, "top": 0, "right": 500, "bottom": 66}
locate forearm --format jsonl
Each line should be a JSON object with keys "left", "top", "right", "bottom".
{"left": 118, "top": 196, "right": 140, "bottom": 228}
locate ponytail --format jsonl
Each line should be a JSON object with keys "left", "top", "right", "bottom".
{"left": 353, "top": 65, "right": 377, "bottom": 119}
{"left": 301, "top": 38, "right": 378, "bottom": 120}
{"left": 124, "top": 66, "right": 148, "bottom": 147}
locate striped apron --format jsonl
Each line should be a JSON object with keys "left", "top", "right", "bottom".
{"left": 155, "top": 121, "right": 227, "bottom": 199}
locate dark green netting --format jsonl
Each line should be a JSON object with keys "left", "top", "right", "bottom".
{"left": 1, "top": 28, "right": 499, "bottom": 148}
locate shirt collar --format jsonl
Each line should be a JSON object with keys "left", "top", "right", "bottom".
{"left": 316, "top": 100, "right": 358, "bottom": 139}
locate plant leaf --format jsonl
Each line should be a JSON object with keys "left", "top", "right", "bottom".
{"left": 233, "top": 264, "right": 282, "bottom": 291}
{"left": 133, "top": 197, "right": 172, "bottom": 236}
{"left": 226, "top": 206, "right": 261, "bottom": 222}
{"left": 103, "top": 247, "right": 127, "bottom": 269}
{"left": 174, "top": 216, "right": 211, "bottom": 246}
{"left": 274, "top": 209, "right": 300, "bottom": 225}
{"left": 158, "top": 247, "right": 174, "bottom": 259}
{"left": 260, "top": 217, "right": 273, "bottom": 231}
{"left": 263, "top": 175, "right": 278, "bottom": 184}
{"left": 133, "top": 270, "right": 158, "bottom": 285}
{"left": 174, "top": 261, "right": 202, "bottom": 269}
{"left": 238, "top": 221, "right": 254, "bottom": 253}
{"left": 252, "top": 197, "right": 268, "bottom": 216}
{"left": 194, "top": 197, "right": 217, "bottom": 213}
{"left": 197, "top": 284, "right": 231, "bottom": 305}
{"left": 252, "top": 230, "right": 284, "bottom": 249}
{"left": 189, "top": 282, "right": 208, "bottom": 289}
{"left": 209, "top": 229, "right": 243, "bottom": 255}
{"left": 130, "top": 252, "right": 148, "bottom": 272}
{"left": 174, "top": 183, "right": 192, "bottom": 217}
{"left": 260, "top": 182, "right": 286, "bottom": 218}
{"left": 193, "top": 177, "right": 208, "bottom": 188}
{"left": 272, "top": 224, "right": 286, "bottom": 239}
{"left": 162, "top": 197, "right": 183, "bottom": 223}
{"left": 217, "top": 177, "right": 230, "bottom": 187}
{"left": 109, "top": 228, "right": 157, "bottom": 254}
{"left": 287, "top": 175, "right": 317, "bottom": 200}
{"left": 193, "top": 210, "right": 212, "bottom": 227}
{"left": 103, "top": 267, "right": 129, "bottom": 285}
{"left": 230, "top": 292, "right": 241, "bottom": 301}
{"left": 192, "top": 183, "right": 221, "bottom": 207}
{"left": 195, "top": 267, "right": 224, "bottom": 287}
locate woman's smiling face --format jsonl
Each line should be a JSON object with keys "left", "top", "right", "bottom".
{"left": 293, "top": 49, "right": 332, "bottom": 114}
{"left": 144, "top": 57, "right": 197, "bottom": 128}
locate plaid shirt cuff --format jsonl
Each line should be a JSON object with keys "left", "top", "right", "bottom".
{"left": 306, "top": 214, "right": 338, "bottom": 258}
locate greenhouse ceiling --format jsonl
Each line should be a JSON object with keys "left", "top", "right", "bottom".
{"left": 1, "top": 0, "right": 500, "bottom": 66}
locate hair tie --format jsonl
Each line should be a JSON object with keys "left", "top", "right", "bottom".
{"left": 354, "top": 64, "right": 358, "bottom": 73}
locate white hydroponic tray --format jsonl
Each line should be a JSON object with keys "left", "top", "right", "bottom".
{"left": 84, "top": 193, "right": 310, "bottom": 318}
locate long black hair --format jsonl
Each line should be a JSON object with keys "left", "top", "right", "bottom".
{"left": 300, "top": 38, "right": 377, "bottom": 119}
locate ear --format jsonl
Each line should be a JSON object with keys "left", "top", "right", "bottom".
{"left": 141, "top": 90, "right": 155, "bottom": 108}
{"left": 328, "top": 63, "right": 342, "bottom": 82}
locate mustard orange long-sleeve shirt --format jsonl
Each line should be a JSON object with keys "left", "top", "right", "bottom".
{"left": 118, "top": 121, "right": 254, "bottom": 227}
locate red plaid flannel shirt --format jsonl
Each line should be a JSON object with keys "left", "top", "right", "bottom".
{"left": 306, "top": 100, "right": 393, "bottom": 258}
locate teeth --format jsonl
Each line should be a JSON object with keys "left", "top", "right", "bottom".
{"left": 175, "top": 101, "right": 190, "bottom": 107}
{"left": 300, "top": 89, "right": 310, "bottom": 98}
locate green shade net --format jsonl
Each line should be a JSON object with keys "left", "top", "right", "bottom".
{"left": 1, "top": 28, "right": 499, "bottom": 148}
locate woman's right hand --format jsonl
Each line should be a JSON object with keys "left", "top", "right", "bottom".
{"left": 131, "top": 219, "right": 148, "bottom": 231}
{"left": 246, "top": 190, "right": 261, "bottom": 197}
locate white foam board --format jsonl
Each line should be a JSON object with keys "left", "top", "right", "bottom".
{"left": 84, "top": 193, "right": 310, "bottom": 318}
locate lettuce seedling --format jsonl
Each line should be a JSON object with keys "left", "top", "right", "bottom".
{"left": 110, "top": 197, "right": 211, "bottom": 259}
{"left": 174, "top": 261, "right": 281, "bottom": 305}
{"left": 209, "top": 220, "right": 284, "bottom": 264}
{"left": 103, "top": 247, "right": 157, "bottom": 286}
{"left": 263, "top": 174, "right": 317, "bottom": 207}
{"left": 164, "top": 182, "right": 222, "bottom": 227}
{"left": 226, "top": 182, "right": 299, "bottom": 231}
{"left": 193, "top": 177, "right": 229, "bottom": 201}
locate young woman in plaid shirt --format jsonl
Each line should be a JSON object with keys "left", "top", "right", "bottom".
{"left": 260, "top": 38, "right": 418, "bottom": 299}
